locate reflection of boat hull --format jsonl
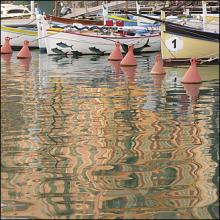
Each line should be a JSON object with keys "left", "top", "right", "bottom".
{"left": 1, "top": 26, "right": 38, "bottom": 48}
{"left": 161, "top": 22, "right": 219, "bottom": 64}
{"left": 45, "top": 31, "right": 160, "bottom": 55}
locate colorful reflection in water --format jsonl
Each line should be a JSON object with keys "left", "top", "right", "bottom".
{"left": 1, "top": 52, "right": 219, "bottom": 219}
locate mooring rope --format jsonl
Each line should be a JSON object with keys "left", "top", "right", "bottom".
{"left": 7, "top": 18, "right": 37, "bottom": 40}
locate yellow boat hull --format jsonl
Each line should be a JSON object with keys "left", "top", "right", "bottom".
{"left": 161, "top": 24, "right": 219, "bottom": 62}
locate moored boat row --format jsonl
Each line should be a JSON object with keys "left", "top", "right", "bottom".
{"left": 1, "top": 1, "right": 219, "bottom": 65}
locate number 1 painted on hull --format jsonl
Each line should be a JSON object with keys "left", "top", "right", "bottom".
{"left": 165, "top": 36, "right": 183, "bottom": 52}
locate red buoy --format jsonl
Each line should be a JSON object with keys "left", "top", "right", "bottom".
{"left": 120, "top": 45, "right": 137, "bottom": 66}
{"left": 181, "top": 58, "right": 202, "bottom": 84}
{"left": 1, "top": 37, "right": 13, "bottom": 54}
{"left": 150, "top": 55, "right": 166, "bottom": 75}
{"left": 17, "top": 40, "right": 31, "bottom": 59}
{"left": 108, "top": 42, "right": 123, "bottom": 61}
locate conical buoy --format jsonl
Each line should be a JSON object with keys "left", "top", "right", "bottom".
{"left": 108, "top": 42, "right": 123, "bottom": 61}
{"left": 109, "top": 60, "right": 121, "bottom": 75}
{"left": 120, "top": 45, "right": 137, "bottom": 66}
{"left": 150, "top": 55, "right": 166, "bottom": 74}
{"left": 181, "top": 58, "right": 201, "bottom": 84}
{"left": 1, "top": 37, "right": 13, "bottom": 54}
{"left": 17, "top": 40, "right": 31, "bottom": 59}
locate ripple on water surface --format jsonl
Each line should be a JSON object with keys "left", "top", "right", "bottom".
{"left": 1, "top": 52, "right": 219, "bottom": 219}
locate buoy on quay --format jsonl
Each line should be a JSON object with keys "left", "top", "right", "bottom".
{"left": 150, "top": 55, "right": 166, "bottom": 75}
{"left": 181, "top": 58, "right": 202, "bottom": 84}
{"left": 1, "top": 37, "right": 13, "bottom": 54}
{"left": 120, "top": 45, "right": 137, "bottom": 66}
{"left": 17, "top": 40, "right": 31, "bottom": 59}
{"left": 108, "top": 42, "right": 123, "bottom": 61}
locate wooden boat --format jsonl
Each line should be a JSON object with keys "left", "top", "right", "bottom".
{"left": 160, "top": 20, "right": 219, "bottom": 64}
{"left": 37, "top": 15, "right": 160, "bottom": 54}
{"left": 43, "top": 28, "right": 159, "bottom": 55}
{"left": 44, "top": 14, "right": 104, "bottom": 26}
{"left": 0, "top": 14, "right": 104, "bottom": 49}
{"left": 1, "top": 1, "right": 39, "bottom": 48}
{"left": 121, "top": 10, "right": 219, "bottom": 64}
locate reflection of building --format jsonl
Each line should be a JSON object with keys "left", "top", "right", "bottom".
{"left": 1, "top": 55, "right": 218, "bottom": 219}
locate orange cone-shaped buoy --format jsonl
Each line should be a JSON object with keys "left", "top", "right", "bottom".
{"left": 120, "top": 45, "right": 137, "bottom": 66}
{"left": 109, "top": 60, "right": 121, "bottom": 75}
{"left": 1, "top": 37, "right": 13, "bottom": 54}
{"left": 108, "top": 42, "right": 123, "bottom": 61}
{"left": 181, "top": 58, "right": 201, "bottom": 84}
{"left": 17, "top": 40, "right": 31, "bottom": 59}
{"left": 151, "top": 55, "right": 166, "bottom": 74}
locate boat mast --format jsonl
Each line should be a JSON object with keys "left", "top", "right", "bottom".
{"left": 136, "top": 1, "right": 141, "bottom": 26}
{"left": 125, "top": 1, "right": 128, "bottom": 18}
{"left": 102, "top": 2, "right": 108, "bottom": 25}
{"left": 54, "top": 0, "right": 58, "bottom": 16}
{"left": 136, "top": 1, "right": 140, "bottom": 14}
{"left": 30, "top": 1, "right": 35, "bottom": 19}
{"left": 202, "top": 1, "right": 207, "bottom": 25}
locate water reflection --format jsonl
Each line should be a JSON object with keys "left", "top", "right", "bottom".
{"left": 109, "top": 60, "right": 121, "bottom": 76}
{"left": 18, "top": 58, "right": 31, "bottom": 72}
{"left": 1, "top": 53, "right": 12, "bottom": 63}
{"left": 182, "top": 83, "right": 202, "bottom": 105}
{"left": 1, "top": 52, "right": 219, "bottom": 219}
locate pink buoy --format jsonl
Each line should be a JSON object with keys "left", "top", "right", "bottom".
{"left": 1, "top": 37, "right": 13, "bottom": 54}
{"left": 150, "top": 55, "right": 166, "bottom": 74}
{"left": 17, "top": 40, "right": 31, "bottom": 59}
{"left": 108, "top": 42, "right": 123, "bottom": 61}
{"left": 120, "top": 45, "right": 137, "bottom": 66}
{"left": 181, "top": 58, "right": 202, "bottom": 84}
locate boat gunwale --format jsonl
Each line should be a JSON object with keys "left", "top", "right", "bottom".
{"left": 61, "top": 30, "right": 160, "bottom": 39}
{"left": 165, "top": 22, "right": 219, "bottom": 42}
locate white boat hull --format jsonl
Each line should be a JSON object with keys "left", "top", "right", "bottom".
{"left": 45, "top": 31, "right": 160, "bottom": 55}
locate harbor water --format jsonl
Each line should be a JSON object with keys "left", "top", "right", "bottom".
{"left": 1, "top": 51, "right": 219, "bottom": 219}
